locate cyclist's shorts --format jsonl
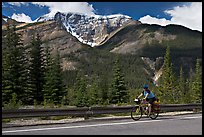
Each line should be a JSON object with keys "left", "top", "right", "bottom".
{"left": 146, "top": 97, "right": 156, "bottom": 105}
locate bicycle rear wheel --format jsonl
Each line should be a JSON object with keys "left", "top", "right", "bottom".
{"left": 149, "top": 112, "right": 159, "bottom": 119}
{"left": 149, "top": 106, "right": 159, "bottom": 119}
{"left": 131, "top": 106, "right": 142, "bottom": 121}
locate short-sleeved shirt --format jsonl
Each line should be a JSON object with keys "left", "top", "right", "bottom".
{"left": 143, "top": 89, "right": 155, "bottom": 99}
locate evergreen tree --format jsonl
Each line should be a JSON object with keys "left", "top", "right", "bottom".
{"left": 3, "top": 92, "right": 22, "bottom": 109}
{"left": 109, "top": 56, "right": 128, "bottom": 104}
{"left": 98, "top": 73, "right": 109, "bottom": 105}
{"left": 2, "top": 25, "right": 28, "bottom": 105}
{"left": 43, "top": 48, "right": 66, "bottom": 105}
{"left": 158, "top": 46, "right": 178, "bottom": 104}
{"left": 75, "top": 73, "right": 89, "bottom": 107}
{"left": 51, "top": 49, "right": 66, "bottom": 104}
{"left": 185, "top": 67, "right": 194, "bottom": 103}
{"left": 191, "top": 58, "right": 202, "bottom": 103}
{"left": 42, "top": 45, "right": 54, "bottom": 104}
{"left": 178, "top": 66, "right": 186, "bottom": 103}
{"left": 29, "top": 33, "right": 44, "bottom": 104}
{"left": 87, "top": 75, "right": 101, "bottom": 106}
{"left": 65, "top": 87, "right": 76, "bottom": 106}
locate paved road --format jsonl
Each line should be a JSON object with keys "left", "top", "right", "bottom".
{"left": 2, "top": 113, "right": 202, "bottom": 135}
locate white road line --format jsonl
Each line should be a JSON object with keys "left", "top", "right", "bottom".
{"left": 2, "top": 119, "right": 163, "bottom": 134}
{"left": 183, "top": 115, "right": 202, "bottom": 119}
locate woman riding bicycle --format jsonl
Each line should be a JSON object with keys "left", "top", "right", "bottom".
{"left": 136, "top": 84, "right": 156, "bottom": 116}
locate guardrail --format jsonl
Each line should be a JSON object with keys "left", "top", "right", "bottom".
{"left": 2, "top": 103, "right": 202, "bottom": 119}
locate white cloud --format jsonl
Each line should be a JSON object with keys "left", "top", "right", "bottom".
{"left": 7, "top": 2, "right": 29, "bottom": 7}
{"left": 11, "top": 13, "right": 33, "bottom": 23}
{"left": 32, "top": 2, "right": 95, "bottom": 16}
{"left": 139, "top": 2, "right": 202, "bottom": 32}
{"left": 165, "top": 2, "right": 202, "bottom": 32}
{"left": 139, "top": 15, "right": 171, "bottom": 26}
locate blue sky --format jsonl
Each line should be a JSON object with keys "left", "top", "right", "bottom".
{"left": 89, "top": 2, "right": 186, "bottom": 20}
{"left": 2, "top": 2, "right": 202, "bottom": 32}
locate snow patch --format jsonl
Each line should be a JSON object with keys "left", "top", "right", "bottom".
{"left": 36, "top": 12, "right": 132, "bottom": 47}
{"left": 3, "top": 18, "right": 8, "bottom": 22}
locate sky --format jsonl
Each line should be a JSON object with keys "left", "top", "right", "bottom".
{"left": 2, "top": 2, "right": 202, "bottom": 32}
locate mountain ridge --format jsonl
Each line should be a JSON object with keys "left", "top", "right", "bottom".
{"left": 2, "top": 13, "right": 202, "bottom": 87}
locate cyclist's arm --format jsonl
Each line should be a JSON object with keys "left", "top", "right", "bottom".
{"left": 143, "top": 93, "right": 149, "bottom": 100}
{"left": 137, "top": 93, "right": 143, "bottom": 99}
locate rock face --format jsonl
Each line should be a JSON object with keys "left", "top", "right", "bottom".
{"left": 2, "top": 13, "right": 202, "bottom": 80}
{"left": 109, "top": 26, "right": 177, "bottom": 54}
{"left": 5, "top": 20, "right": 84, "bottom": 71}
{"left": 2, "top": 15, "right": 24, "bottom": 27}
{"left": 15, "top": 21, "right": 83, "bottom": 56}
{"left": 37, "top": 12, "right": 141, "bottom": 47}
{"left": 141, "top": 57, "right": 164, "bottom": 84}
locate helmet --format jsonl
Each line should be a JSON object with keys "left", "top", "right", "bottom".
{"left": 143, "top": 84, "right": 148, "bottom": 89}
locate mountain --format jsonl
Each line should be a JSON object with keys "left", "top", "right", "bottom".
{"left": 2, "top": 15, "right": 24, "bottom": 26}
{"left": 36, "top": 12, "right": 141, "bottom": 47}
{"left": 99, "top": 23, "right": 202, "bottom": 58}
{"left": 98, "top": 23, "right": 202, "bottom": 84}
{"left": 2, "top": 13, "right": 202, "bottom": 88}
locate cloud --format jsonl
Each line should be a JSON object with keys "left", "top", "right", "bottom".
{"left": 139, "top": 2, "right": 202, "bottom": 32}
{"left": 11, "top": 13, "right": 33, "bottom": 23}
{"left": 165, "top": 2, "right": 202, "bottom": 32}
{"left": 32, "top": 2, "right": 95, "bottom": 16}
{"left": 139, "top": 15, "right": 171, "bottom": 26}
{"left": 7, "top": 2, "right": 29, "bottom": 7}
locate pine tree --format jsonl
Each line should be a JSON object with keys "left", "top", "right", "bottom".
{"left": 2, "top": 25, "right": 14, "bottom": 104}
{"left": 87, "top": 75, "right": 101, "bottom": 106}
{"left": 42, "top": 45, "right": 54, "bottom": 104}
{"left": 29, "top": 33, "right": 44, "bottom": 104}
{"left": 75, "top": 73, "right": 89, "bottom": 107}
{"left": 191, "top": 58, "right": 202, "bottom": 103}
{"left": 178, "top": 66, "right": 186, "bottom": 103}
{"left": 158, "top": 46, "right": 178, "bottom": 104}
{"left": 98, "top": 73, "right": 109, "bottom": 105}
{"left": 185, "top": 67, "right": 194, "bottom": 103}
{"left": 109, "top": 56, "right": 128, "bottom": 104}
{"left": 2, "top": 25, "right": 28, "bottom": 105}
{"left": 43, "top": 47, "right": 66, "bottom": 105}
{"left": 64, "top": 87, "right": 76, "bottom": 106}
{"left": 51, "top": 49, "right": 66, "bottom": 104}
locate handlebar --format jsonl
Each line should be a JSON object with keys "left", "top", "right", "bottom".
{"left": 141, "top": 100, "right": 148, "bottom": 105}
{"left": 134, "top": 98, "right": 148, "bottom": 104}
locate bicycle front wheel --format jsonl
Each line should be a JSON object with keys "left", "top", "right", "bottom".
{"left": 131, "top": 106, "right": 142, "bottom": 121}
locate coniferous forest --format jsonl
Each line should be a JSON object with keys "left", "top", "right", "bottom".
{"left": 2, "top": 25, "right": 202, "bottom": 109}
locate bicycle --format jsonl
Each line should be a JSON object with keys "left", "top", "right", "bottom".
{"left": 131, "top": 98, "right": 160, "bottom": 121}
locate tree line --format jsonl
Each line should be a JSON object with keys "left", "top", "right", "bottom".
{"left": 156, "top": 46, "right": 202, "bottom": 104}
{"left": 2, "top": 25, "right": 129, "bottom": 108}
{"left": 2, "top": 25, "right": 202, "bottom": 109}
{"left": 2, "top": 25, "right": 66, "bottom": 107}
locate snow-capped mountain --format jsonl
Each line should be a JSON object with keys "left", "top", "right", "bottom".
{"left": 36, "top": 12, "right": 136, "bottom": 47}
{"left": 2, "top": 15, "right": 23, "bottom": 26}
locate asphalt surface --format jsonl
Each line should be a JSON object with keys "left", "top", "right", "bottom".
{"left": 2, "top": 113, "right": 202, "bottom": 135}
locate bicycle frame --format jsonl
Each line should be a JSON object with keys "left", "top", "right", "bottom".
{"left": 131, "top": 98, "right": 160, "bottom": 121}
{"left": 139, "top": 99, "right": 150, "bottom": 115}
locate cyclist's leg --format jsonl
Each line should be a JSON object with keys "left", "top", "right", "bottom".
{"left": 148, "top": 98, "right": 155, "bottom": 115}
{"left": 148, "top": 103, "right": 152, "bottom": 116}
{"left": 149, "top": 98, "right": 159, "bottom": 119}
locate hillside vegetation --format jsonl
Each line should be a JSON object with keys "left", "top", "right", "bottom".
{"left": 2, "top": 21, "right": 202, "bottom": 108}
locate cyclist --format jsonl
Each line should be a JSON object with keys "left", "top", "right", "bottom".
{"left": 136, "top": 84, "right": 156, "bottom": 116}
